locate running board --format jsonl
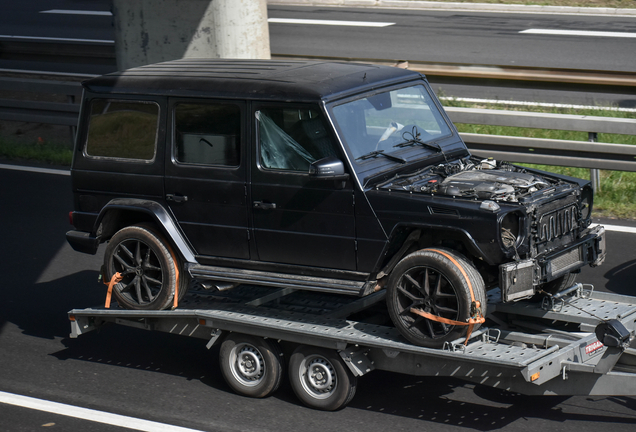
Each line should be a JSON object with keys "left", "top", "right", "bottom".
{"left": 187, "top": 263, "right": 368, "bottom": 295}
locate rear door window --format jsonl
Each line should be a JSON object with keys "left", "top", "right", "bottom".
{"left": 85, "top": 100, "right": 159, "bottom": 161}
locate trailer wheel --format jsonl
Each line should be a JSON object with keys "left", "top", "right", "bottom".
{"left": 103, "top": 225, "right": 177, "bottom": 310}
{"left": 289, "top": 346, "right": 357, "bottom": 411}
{"left": 387, "top": 248, "right": 486, "bottom": 348}
{"left": 219, "top": 334, "right": 283, "bottom": 398}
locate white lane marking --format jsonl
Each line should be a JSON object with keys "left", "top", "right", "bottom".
{"left": 40, "top": 9, "right": 113, "bottom": 16}
{"left": 520, "top": 29, "right": 636, "bottom": 38}
{"left": 268, "top": 18, "right": 394, "bottom": 27}
{"left": 593, "top": 223, "right": 636, "bottom": 234}
{"left": 438, "top": 97, "right": 636, "bottom": 113}
{"left": 0, "top": 391, "right": 205, "bottom": 432}
{"left": 0, "top": 163, "right": 70, "bottom": 176}
{"left": 0, "top": 35, "right": 114, "bottom": 44}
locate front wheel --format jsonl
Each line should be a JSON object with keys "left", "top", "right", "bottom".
{"left": 386, "top": 248, "right": 486, "bottom": 348}
{"left": 540, "top": 272, "right": 577, "bottom": 295}
{"left": 288, "top": 346, "right": 357, "bottom": 411}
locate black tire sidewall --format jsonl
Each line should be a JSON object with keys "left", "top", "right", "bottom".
{"left": 288, "top": 346, "right": 357, "bottom": 411}
{"left": 103, "top": 225, "right": 176, "bottom": 310}
{"left": 387, "top": 248, "right": 485, "bottom": 347}
{"left": 219, "top": 334, "right": 283, "bottom": 398}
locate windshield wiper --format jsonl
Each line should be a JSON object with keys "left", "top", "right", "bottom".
{"left": 393, "top": 126, "right": 442, "bottom": 152}
{"left": 356, "top": 150, "right": 407, "bottom": 164}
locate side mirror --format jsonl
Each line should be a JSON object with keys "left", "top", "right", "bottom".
{"left": 309, "top": 156, "right": 349, "bottom": 181}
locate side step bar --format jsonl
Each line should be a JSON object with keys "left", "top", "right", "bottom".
{"left": 187, "top": 263, "right": 369, "bottom": 295}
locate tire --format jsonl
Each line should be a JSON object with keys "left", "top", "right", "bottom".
{"left": 219, "top": 334, "right": 283, "bottom": 398}
{"left": 289, "top": 345, "right": 357, "bottom": 411}
{"left": 540, "top": 272, "right": 577, "bottom": 295}
{"left": 386, "top": 247, "right": 487, "bottom": 348}
{"left": 103, "top": 225, "right": 178, "bottom": 310}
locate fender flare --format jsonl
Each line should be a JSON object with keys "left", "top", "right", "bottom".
{"left": 376, "top": 223, "right": 493, "bottom": 275}
{"left": 95, "top": 198, "right": 197, "bottom": 264}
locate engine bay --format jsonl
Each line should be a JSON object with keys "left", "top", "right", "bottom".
{"left": 381, "top": 157, "right": 567, "bottom": 203}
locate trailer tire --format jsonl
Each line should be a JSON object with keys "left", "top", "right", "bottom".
{"left": 387, "top": 247, "right": 486, "bottom": 348}
{"left": 103, "top": 224, "right": 177, "bottom": 310}
{"left": 289, "top": 346, "right": 357, "bottom": 411}
{"left": 219, "top": 334, "right": 283, "bottom": 398}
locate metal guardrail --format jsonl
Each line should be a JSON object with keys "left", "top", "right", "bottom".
{"left": 1, "top": 75, "right": 635, "bottom": 177}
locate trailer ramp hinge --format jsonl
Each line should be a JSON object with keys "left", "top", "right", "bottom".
{"left": 339, "top": 347, "right": 374, "bottom": 377}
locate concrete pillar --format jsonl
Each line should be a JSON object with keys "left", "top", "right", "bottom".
{"left": 112, "top": 0, "right": 270, "bottom": 70}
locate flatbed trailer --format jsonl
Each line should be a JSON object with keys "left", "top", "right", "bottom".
{"left": 69, "top": 283, "right": 636, "bottom": 410}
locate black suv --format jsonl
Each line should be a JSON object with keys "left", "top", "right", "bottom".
{"left": 67, "top": 59, "right": 606, "bottom": 347}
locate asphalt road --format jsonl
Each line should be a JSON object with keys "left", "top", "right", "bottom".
{"left": 1, "top": 1, "right": 635, "bottom": 106}
{"left": 1, "top": 164, "right": 636, "bottom": 431}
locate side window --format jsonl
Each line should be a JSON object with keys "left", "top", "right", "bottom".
{"left": 85, "top": 100, "right": 159, "bottom": 160}
{"left": 174, "top": 103, "right": 240, "bottom": 166}
{"left": 256, "top": 106, "right": 336, "bottom": 172}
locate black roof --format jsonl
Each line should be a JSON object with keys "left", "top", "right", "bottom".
{"left": 82, "top": 59, "right": 423, "bottom": 102}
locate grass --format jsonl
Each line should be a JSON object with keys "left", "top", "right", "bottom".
{"left": 400, "top": 0, "right": 636, "bottom": 8}
{"left": 0, "top": 138, "right": 73, "bottom": 166}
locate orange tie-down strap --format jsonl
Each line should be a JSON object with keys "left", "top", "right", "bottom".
{"left": 104, "top": 272, "right": 123, "bottom": 309}
{"left": 409, "top": 248, "right": 485, "bottom": 346}
{"left": 103, "top": 246, "right": 180, "bottom": 309}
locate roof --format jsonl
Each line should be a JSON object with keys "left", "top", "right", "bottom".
{"left": 82, "top": 59, "right": 423, "bottom": 102}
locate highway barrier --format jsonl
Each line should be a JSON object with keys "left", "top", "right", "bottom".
{"left": 0, "top": 71, "right": 634, "bottom": 183}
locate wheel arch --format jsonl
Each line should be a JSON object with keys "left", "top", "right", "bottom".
{"left": 375, "top": 224, "right": 491, "bottom": 278}
{"left": 95, "top": 198, "right": 197, "bottom": 263}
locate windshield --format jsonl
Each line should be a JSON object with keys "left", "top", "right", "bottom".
{"left": 330, "top": 84, "right": 453, "bottom": 164}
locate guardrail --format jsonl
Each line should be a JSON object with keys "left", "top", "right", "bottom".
{"left": 1, "top": 74, "right": 635, "bottom": 189}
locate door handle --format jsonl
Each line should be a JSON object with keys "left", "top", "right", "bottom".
{"left": 253, "top": 201, "right": 276, "bottom": 210}
{"left": 166, "top": 194, "right": 188, "bottom": 203}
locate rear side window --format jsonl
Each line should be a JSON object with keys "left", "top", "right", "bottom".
{"left": 174, "top": 102, "right": 241, "bottom": 166}
{"left": 85, "top": 100, "right": 159, "bottom": 160}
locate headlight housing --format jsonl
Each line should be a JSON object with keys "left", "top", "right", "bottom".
{"left": 500, "top": 211, "right": 523, "bottom": 249}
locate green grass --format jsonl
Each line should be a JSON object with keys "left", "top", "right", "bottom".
{"left": 0, "top": 138, "right": 72, "bottom": 166}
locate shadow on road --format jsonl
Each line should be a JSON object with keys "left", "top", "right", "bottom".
{"left": 603, "top": 259, "right": 636, "bottom": 296}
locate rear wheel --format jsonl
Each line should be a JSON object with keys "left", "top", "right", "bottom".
{"left": 387, "top": 248, "right": 486, "bottom": 348}
{"left": 103, "top": 225, "right": 178, "bottom": 310}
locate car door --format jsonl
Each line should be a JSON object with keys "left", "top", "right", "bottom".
{"left": 164, "top": 99, "right": 250, "bottom": 260}
{"left": 250, "top": 103, "right": 357, "bottom": 271}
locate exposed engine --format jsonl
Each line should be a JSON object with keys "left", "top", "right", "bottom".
{"left": 385, "top": 157, "right": 561, "bottom": 202}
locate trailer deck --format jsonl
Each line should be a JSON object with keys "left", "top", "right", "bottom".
{"left": 69, "top": 283, "right": 636, "bottom": 410}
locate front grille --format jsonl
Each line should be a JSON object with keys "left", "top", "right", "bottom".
{"left": 534, "top": 196, "right": 579, "bottom": 254}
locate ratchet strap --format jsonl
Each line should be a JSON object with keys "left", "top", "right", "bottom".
{"left": 104, "top": 272, "right": 123, "bottom": 309}
{"left": 409, "top": 248, "right": 485, "bottom": 346}
{"left": 166, "top": 244, "right": 180, "bottom": 310}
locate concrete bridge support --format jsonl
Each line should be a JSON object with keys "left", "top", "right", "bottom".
{"left": 112, "top": 0, "right": 270, "bottom": 70}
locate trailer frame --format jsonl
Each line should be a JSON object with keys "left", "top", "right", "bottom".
{"left": 68, "top": 283, "right": 636, "bottom": 410}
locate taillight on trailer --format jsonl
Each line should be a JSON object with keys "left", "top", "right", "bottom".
{"left": 68, "top": 211, "right": 74, "bottom": 225}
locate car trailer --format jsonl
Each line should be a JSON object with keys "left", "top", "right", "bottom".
{"left": 69, "top": 283, "right": 636, "bottom": 411}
